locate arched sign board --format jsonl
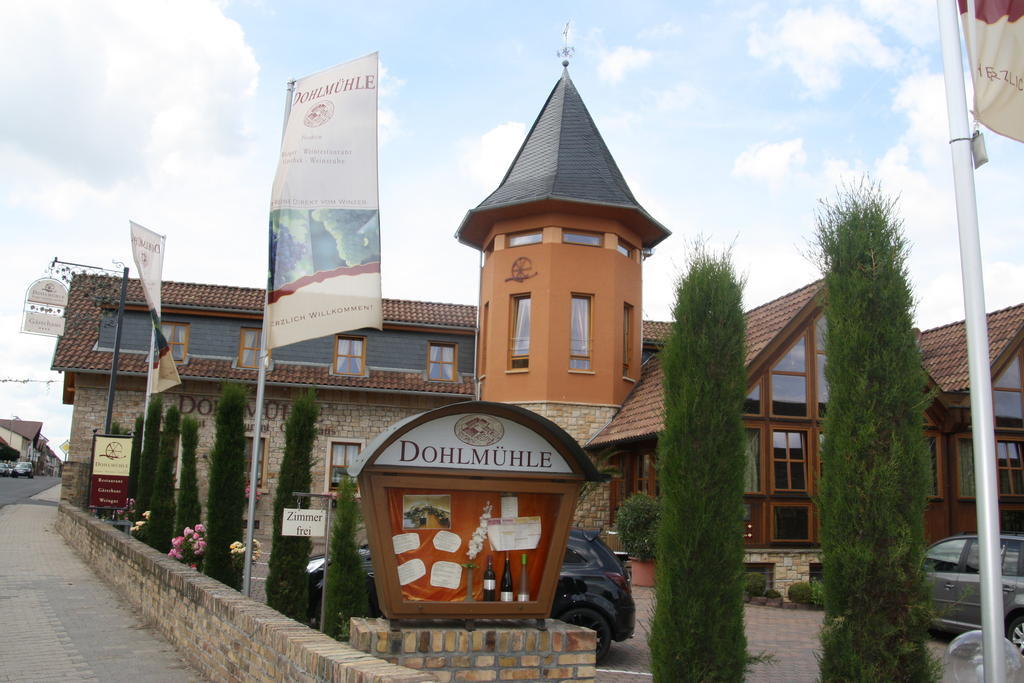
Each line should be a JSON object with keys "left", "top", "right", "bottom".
{"left": 353, "top": 401, "right": 605, "bottom": 622}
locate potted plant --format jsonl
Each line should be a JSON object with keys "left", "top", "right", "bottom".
{"left": 615, "top": 493, "right": 659, "bottom": 587}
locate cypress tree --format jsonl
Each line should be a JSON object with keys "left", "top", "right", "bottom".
{"left": 323, "top": 476, "right": 369, "bottom": 640}
{"left": 266, "top": 389, "right": 319, "bottom": 620}
{"left": 136, "top": 396, "right": 163, "bottom": 517}
{"left": 649, "top": 247, "right": 748, "bottom": 681}
{"left": 148, "top": 405, "right": 180, "bottom": 553}
{"left": 204, "top": 383, "right": 249, "bottom": 589}
{"left": 127, "top": 414, "right": 144, "bottom": 504}
{"left": 815, "top": 183, "right": 939, "bottom": 681}
{"left": 175, "top": 415, "right": 202, "bottom": 534}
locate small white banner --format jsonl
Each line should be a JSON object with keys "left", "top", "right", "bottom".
{"left": 22, "top": 311, "right": 65, "bottom": 337}
{"left": 281, "top": 508, "right": 326, "bottom": 537}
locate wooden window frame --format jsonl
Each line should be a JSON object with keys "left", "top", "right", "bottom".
{"left": 509, "top": 294, "right": 531, "bottom": 370}
{"left": 328, "top": 441, "right": 361, "bottom": 491}
{"left": 334, "top": 335, "right": 366, "bottom": 376}
{"left": 622, "top": 303, "right": 634, "bottom": 377}
{"left": 926, "top": 432, "right": 943, "bottom": 500}
{"left": 770, "top": 501, "right": 814, "bottom": 543}
{"left": 237, "top": 327, "right": 261, "bottom": 369}
{"left": 994, "top": 353, "right": 1024, "bottom": 429}
{"left": 427, "top": 342, "right": 457, "bottom": 382}
{"left": 814, "top": 317, "right": 828, "bottom": 418}
{"left": 958, "top": 435, "right": 976, "bottom": 499}
{"left": 507, "top": 231, "right": 542, "bottom": 247}
{"left": 997, "top": 439, "right": 1024, "bottom": 496}
{"left": 744, "top": 426, "right": 763, "bottom": 494}
{"left": 562, "top": 231, "right": 602, "bottom": 247}
{"left": 569, "top": 294, "right": 593, "bottom": 371}
{"left": 163, "top": 321, "right": 190, "bottom": 364}
{"left": 771, "top": 428, "right": 810, "bottom": 494}
{"left": 769, "top": 333, "right": 810, "bottom": 418}
{"left": 245, "top": 436, "right": 268, "bottom": 490}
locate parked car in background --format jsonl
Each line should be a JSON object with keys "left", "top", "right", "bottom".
{"left": 307, "top": 528, "right": 635, "bottom": 661}
{"left": 924, "top": 533, "right": 1024, "bottom": 651}
{"left": 0, "top": 462, "right": 13, "bottom": 477}
{"left": 10, "top": 462, "right": 34, "bottom": 479}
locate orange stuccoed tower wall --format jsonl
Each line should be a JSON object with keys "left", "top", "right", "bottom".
{"left": 456, "top": 64, "right": 670, "bottom": 444}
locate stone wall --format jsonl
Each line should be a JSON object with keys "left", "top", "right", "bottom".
{"left": 56, "top": 502, "right": 433, "bottom": 683}
{"left": 512, "top": 402, "right": 617, "bottom": 532}
{"left": 62, "top": 374, "right": 464, "bottom": 553}
{"left": 744, "top": 548, "right": 821, "bottom": 599}
{"left": 350, "top": 618, "right": 596, "bottom": 682}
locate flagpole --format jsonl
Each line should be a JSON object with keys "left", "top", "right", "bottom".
{"left": 243, "top": 78, "right": 297, "bottom": 597}
{"left": 937, "top": 2, "right": 1004, "bottom": 681}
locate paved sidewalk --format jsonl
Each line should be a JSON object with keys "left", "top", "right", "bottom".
{"left": 0, "top": 485, "right": 204, "bottom": 682}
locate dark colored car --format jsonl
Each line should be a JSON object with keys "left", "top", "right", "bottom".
{"left": 924, "top": 533, "right": 1024, "bottom": 651}
{"left": 10, "top": 462, "right": 33, "bottom": 479}
{"left": 307, "top": 528, "right": 634, "bottom": 661}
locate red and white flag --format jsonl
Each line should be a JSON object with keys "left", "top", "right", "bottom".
{"left": 960, "top": 0, "right": 1024, "bottom": 142}
{"left": 129, "top": 221, "right": 181, "bottom": 393}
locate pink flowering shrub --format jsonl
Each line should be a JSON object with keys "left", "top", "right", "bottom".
{"left": 168, "top": 523, "right": 207, "bottom": 569}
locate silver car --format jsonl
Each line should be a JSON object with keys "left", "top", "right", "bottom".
{"left": 924, "top": 534, "right": 1024, "bottom": 650}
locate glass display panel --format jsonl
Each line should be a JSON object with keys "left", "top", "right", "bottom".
{"left": 772, "top": 374, "right": 807, "bottom": 416}
{"left": 773, "top": 506, "right": 810, "bottom": 541}
{"left": 996, "top": 357, "right": 1022, "bottom": 389}
{"left": 995, "top": 390, "right": 1024, "bottom": 428}
{"left": 774, "top": 338, "right": 806, "bottom": 373}
{"left": 563, "top": 232, "right": 602, "bottom": 246}
{"left": 508, "top": 232, "right": 541, "bottom": 247}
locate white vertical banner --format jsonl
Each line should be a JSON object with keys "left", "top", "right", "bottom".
{"left": 960, "top": 0, "right": 1024, "bottom": 141}
{"left": 267, "top": 52, "right": 383, "bottom": 350}
{"left": 130, "top": 220, "right": 181, "bottom": 393}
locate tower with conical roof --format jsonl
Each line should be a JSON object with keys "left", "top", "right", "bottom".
{"left": 457, "top": 63, "right": 670, "bottom": 441}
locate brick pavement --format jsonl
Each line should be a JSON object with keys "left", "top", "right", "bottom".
{"left": 0, "top": 484, "right": 204, "bottom": 682}
{"left": 596, "top": 586, "right": 951, "bottom": 682}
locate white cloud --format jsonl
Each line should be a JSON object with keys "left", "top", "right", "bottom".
{"left": 654, "top": 83, "right": 698, "bottom": 112}
{"left": 748, "top": 7, "right": 899, "bottom": 96}
{"left": 0, "top": 0, "right": 259, "bottom": 193}
{"left": 459, "top": 122, "right": 526, "bottom": 190}
{"left": 892, "top": 72, "right": 949, "bottom": 167}
{"left": 860, "top": 0, "right": 937, "bottom": 46}
{"left": 598, "top": 46, "right": 653, "bottom": 84}
{"left": 733, "top": 139, "right": 807, "bottom": 185}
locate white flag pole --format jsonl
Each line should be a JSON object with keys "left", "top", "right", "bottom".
{"left": 243, "top": 78, "right": 297, "bottom": 597}
{"left": 937, "top": 2, "right": 1004, "bottom": 681}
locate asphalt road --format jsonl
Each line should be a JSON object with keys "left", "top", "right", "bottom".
{"left": 0, "top": 473, "right": 61, "bottom": 507}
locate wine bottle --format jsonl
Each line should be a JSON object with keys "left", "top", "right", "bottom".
{"left": 483, "top": 555, "right": 496, "bottom": 601}
{"left": 517, "top": 553, "right": 529, "bottom": 602}
{"left": 500, "top": 554, "right": 513, "bottom": 602}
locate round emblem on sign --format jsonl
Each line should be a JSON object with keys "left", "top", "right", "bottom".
{"left": 304, "top": 100, "right": 335, "bottom": 127}
{"left": 454, "top": 415, "right": 504, "bottom": 447}
{"left": 101, "top": 441, "right": 125, "bottom": 460}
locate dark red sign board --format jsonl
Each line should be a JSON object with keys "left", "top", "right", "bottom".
{"left": 88, "top": 474, "right": 129, "bottom": 509}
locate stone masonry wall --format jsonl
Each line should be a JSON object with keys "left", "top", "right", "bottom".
{"left": 56, "top": 502, "right": 433, "bottom": 683}
{"left": 350, "top": 618, "right": 596, "bottom": 682}
{"left": 744, "top": 548, "right": 820, "bottom": 599}
{"left": 62, "top": 375, "right": 463, "bottom": 555}
{"left": 511, "top": 402, "right": 617, "bottom": 532}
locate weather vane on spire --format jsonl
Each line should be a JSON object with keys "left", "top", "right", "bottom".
{"left": 557, "top": 21, "right": 574, "bottom": 65}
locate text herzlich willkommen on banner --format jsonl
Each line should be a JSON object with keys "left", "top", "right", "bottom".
{"left": 129, "top": 220, "right": 181, "bottom": 393}
{"left": 960, "top": 0, "right": 1024, "bottom": 142}
{"left": 267, "top": 52, "right": 383, "bottom": 350}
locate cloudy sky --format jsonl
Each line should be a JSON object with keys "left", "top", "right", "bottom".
{"left": 2, "top": 0, "right": 1022, "bottom": 451}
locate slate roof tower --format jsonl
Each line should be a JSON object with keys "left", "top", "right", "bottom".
{"left": 456, "top": 63, "right": 670, "bottom": 437}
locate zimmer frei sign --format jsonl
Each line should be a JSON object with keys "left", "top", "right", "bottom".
{"left": 88, "top": 434, "right": 134, "bottom": 509}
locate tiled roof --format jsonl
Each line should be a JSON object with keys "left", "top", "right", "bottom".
{"left": 589, "top": 281, "right": 824, "bottom": 447}
{"left": 0, "top": 419, "right": 43, "bottom": 442}
{"left": 456, "top": 67, "right": 670, "bottom": 249}
{"left": 52, "top": 275, "right": 475, "bottom": 396}
{"left": 919, "top": 303, "right": 1024, "bottom": 392}
{"left": 587, "top": 356, "right": 664, "bottom": 448}
{"left": 744, "top": 281, "right": 822, "bottom": 365}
